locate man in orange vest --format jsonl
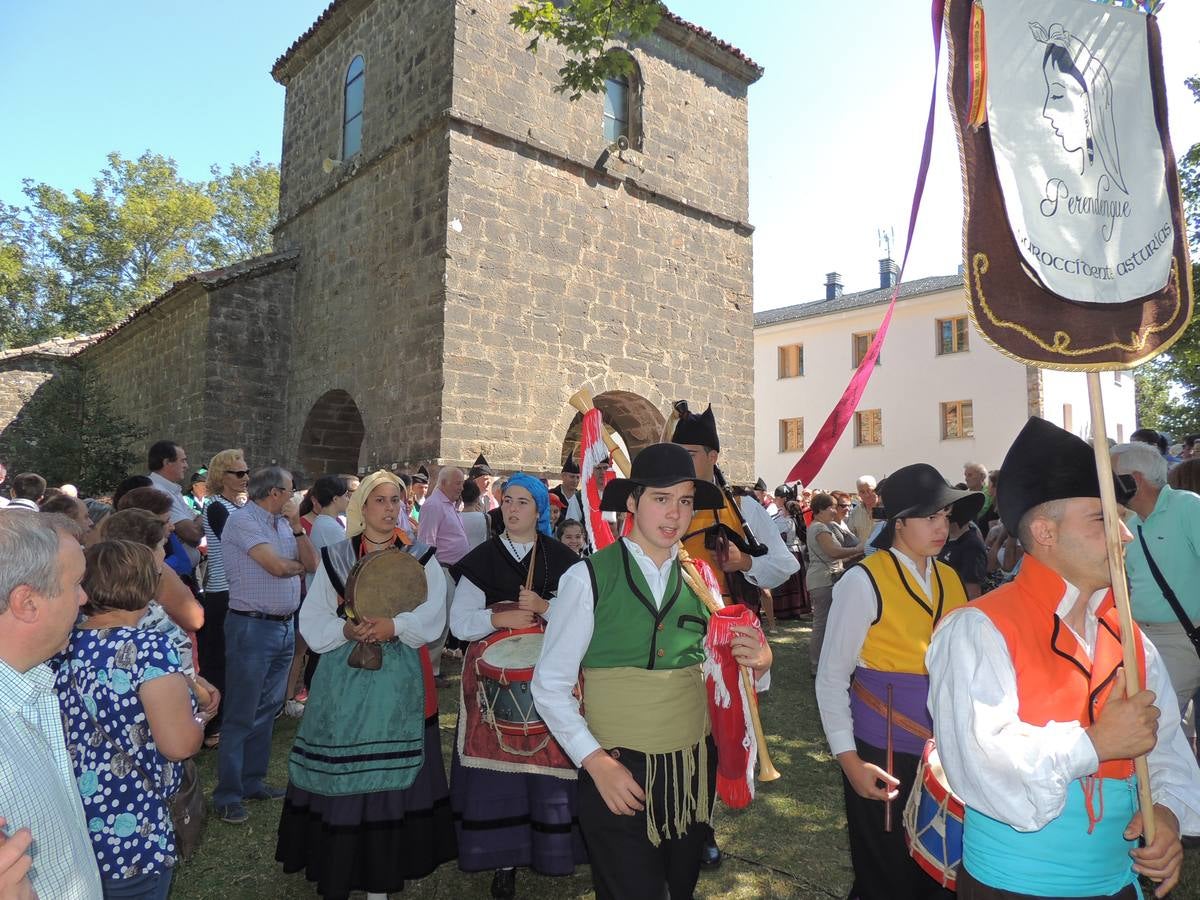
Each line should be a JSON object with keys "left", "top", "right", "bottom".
{"left": 928, "top": 417, "right": 1200, "bottom": 899}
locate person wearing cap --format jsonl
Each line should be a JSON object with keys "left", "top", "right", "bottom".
{"left": 550, "top": 456, "right": 581, "bottom": 510}
{"left": 563, "top": 455, "right": 617, "bottom": 551}
{"left": 409, "top": 465, "right": 430, "bottom": 523}
{"left": 184, "top": 468, "right": 210, "bottom": 513}
{"left": 470, "top": 455, "right": 499, "bottom": 513}
{"left": 816, "top": 463, "right": 981, "bottom": 900}
{"left": 928, "top": 418, "right": 1200, "bottom": 899}
{"left": 277, "top": 470, "right": 455, "bottom": 898}
{"left": 531, "top": 443, "right": 772, "bottom": 900}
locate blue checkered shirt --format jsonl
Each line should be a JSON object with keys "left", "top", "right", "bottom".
{"left": 222, "top": 500, "right": 302, "bottom": 615}
{"left": 0, "top": 658, "right": 103, "bottom": 898}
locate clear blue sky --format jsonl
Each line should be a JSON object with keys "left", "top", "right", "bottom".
{"left": 2, "top": 1, "right": 1198, "bottom": 311}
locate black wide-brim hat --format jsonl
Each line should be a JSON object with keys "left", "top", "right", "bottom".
{"left": 870, "top": 462, "right": 984, "bottom": 550}
{"left": 997, "top": 416, "right": 1135, "bottom": 536}
{"left": 600, "top": 443, "right": 724, "bottom": 512}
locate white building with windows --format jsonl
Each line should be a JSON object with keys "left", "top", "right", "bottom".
{"left": 753, "top": 265, "right": 1137, "bottom": 491}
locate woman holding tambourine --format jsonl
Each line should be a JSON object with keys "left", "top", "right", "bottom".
{"left": 449, "top": 473, "right": 586, "bottom": 900}
{"left": 276, "top": 470, "right": 456, "bottom": 900}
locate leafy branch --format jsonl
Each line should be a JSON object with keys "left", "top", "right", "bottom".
{"left": 510, "top": 0, "right": 664, "bottom": 98}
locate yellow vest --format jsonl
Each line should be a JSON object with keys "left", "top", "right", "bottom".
{"left": 681, "top": 490, "right": 744, "bottom": 599}
{"left": 857, "top": 550, "right": 968, "bottom": 674}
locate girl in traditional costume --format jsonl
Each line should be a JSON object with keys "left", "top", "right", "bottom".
{"left": 449, "top": 473, "right": 586, "bottom": 899}
{"left": 275, "top": 470, "right": 456, "bottom": 900}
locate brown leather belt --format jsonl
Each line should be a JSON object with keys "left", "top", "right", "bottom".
{"left": 851, "top": 679, "right": 932, "bottom": 741}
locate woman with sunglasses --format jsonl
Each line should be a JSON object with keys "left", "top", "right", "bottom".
{"left": 198, "top": 449, "right": 250, "bottom": 748}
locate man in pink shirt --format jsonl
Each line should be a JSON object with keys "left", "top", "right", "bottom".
{"left": 417, "top": 466, "right": 468, "bottom": 684}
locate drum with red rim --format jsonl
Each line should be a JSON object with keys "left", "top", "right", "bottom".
{"left": 903, "top": 738, "right": 965, "bottom": 889}
{"left": 474, "top": 623, "right": 548, "bottom": 737}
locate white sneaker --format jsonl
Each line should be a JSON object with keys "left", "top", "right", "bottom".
{"left": 284, "top": 699, "right": 306, "bottom": 718}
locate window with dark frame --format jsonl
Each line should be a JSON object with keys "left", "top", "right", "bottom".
{"left": 343, "top": 55, "right": 365, "bottom": 159}
{"left": 936, "top": 316, "right": 970, "bottom": 355}
{"left": 941, "top": 400, "right": 974, "bottom": 439}
{"left": 777, "top": 344, "right": 804, "bottom": 379}
{"left": 779, "top": 418, "right": 804, "bottom": 452}
{"left": 854, "top": 409, "right": 882, "bottom": 446}
{"left": 852, "top": 331, "right": 880, "bottom": 368}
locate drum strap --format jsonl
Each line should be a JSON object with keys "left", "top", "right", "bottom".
{"left": 852, "top": 679, "right": 932, "bottom": 741}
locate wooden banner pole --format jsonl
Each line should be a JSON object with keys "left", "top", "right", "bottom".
{"left": 1085, "top": 370, "right": 1156, "bottom": 844}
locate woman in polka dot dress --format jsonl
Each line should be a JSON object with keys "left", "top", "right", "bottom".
{"left": 54, "top": 540, "right": 220, "bottom": 900}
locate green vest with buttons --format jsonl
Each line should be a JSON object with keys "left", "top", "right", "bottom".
{"left": 581, "top": 540, "right": 711, "bottom": 670}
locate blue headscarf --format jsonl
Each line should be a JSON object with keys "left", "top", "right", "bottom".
{"left": 502, "top": 472, "right": 552, "bottom": 536}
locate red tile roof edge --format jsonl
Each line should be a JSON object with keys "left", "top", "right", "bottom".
{"left": 272, "top": 2, "right": 761, "bottom": 82}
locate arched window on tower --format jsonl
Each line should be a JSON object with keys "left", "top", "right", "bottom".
{"left": 602, "top": 53, "right": 642, "bottom": 148}
{"left": 343, "top": 55, "right": 365, "bottom": 159}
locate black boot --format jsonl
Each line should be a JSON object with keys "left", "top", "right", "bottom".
{"left": 490, "top": 867, "right": 516, "bottom": 899}
{"left": 699, "top": 827, "right": 722, "bottom": 869}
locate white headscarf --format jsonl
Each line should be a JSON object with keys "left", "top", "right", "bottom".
{"left": 344, "top": 469, "right": 405, "bottom": 538}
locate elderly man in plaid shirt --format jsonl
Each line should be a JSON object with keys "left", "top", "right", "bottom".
{"left": 0, "top": 510, "right": 103, "bottom": 899}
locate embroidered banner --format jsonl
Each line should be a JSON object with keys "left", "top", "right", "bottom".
{"left": 950, "top": 0, "right": 1193, "bottom": 368}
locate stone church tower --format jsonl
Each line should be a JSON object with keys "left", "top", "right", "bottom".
{"left": 27, "top": 0, "right": 762, "bottom": 481}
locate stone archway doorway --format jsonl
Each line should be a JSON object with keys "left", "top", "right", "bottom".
{"left": 297, "top": 389, "right": 366, "bottom": 479}
{"left": 560, "top": 390, "right": 666, "bottom": 473}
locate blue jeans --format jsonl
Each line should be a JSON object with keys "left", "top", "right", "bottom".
{"left": 213, "top": 612, "right": 294, "bottom": 807}
{"left": 102, "top": 868, "right": 172, "bottom": 900}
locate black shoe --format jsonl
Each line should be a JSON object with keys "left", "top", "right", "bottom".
{"left": 490, "top": 867, "right": 516, "bottom": 899}
{"left": 699, "top": 834, "right": 722, "bottom": 869}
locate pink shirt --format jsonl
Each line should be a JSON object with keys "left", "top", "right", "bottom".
{"left": 416, "top": 488, "right": 469, "bottom": 565}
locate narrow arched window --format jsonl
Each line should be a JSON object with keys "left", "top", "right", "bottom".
{"left": 342, "top": 56, "right": 365, "bottom": 159}
{"left": 602, "top": 52, "right": 643, "bottom": 148}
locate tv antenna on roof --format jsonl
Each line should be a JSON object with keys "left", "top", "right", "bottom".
{"left": 877, "top": 227, "right": 896, "bottom": 259}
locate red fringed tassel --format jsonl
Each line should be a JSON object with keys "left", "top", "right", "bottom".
{"left": 704, "top": 602, "right": 762, "bottom": 809}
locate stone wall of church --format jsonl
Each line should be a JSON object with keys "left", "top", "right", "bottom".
{"left": 0, "top": 357, "right": 62, "bottom": 435}
{"left": 438, "top": 0, "right": 756, "bottom": 480}
{"left": 77, "top": 288, "right": 211, "bottom": 467}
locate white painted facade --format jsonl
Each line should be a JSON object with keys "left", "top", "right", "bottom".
{"left": 753, "top": 275, "right": 1137, "bottom": 491}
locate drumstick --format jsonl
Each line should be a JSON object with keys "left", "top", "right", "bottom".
{"left": 677, "top": 547, "right": 781, "bottom": 782}
{"left": 885, "top": 683, "right": 894, "bottom": 832}
{"left": 524, "top": 536, "right": 537, "bottom": 592}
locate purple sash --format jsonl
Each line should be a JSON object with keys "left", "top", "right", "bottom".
{"left": 849, "top": 667, "right": 931, "bottom": 757}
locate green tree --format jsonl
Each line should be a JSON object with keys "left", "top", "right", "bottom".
{"left": 204, "top": 153, "right": 280, "bottom": 265}
{"left": 0, "top": 363, "right": 144, "bottom": 496}
{"left": 0, "top": 151, "right": 280, "bottom": 349}
{"left": 1134, "top": 73, "right": 1200, "bottom": 439}
{"left": 510, "top": 0, "right": 663, "bottom": 98}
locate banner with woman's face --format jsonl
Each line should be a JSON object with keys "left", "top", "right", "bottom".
{"left": 948, "top": 0, "right": 1192, "bottom": 369}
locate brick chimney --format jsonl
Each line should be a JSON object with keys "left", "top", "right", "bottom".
{"left": 825, "top": 272, "right": 844, "bottom": 301}
{"left": 879, "top": 257, "right": 899, "bottom": 290}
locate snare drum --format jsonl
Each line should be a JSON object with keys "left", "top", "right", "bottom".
{"left": 475, "top": 625, "right": 547, "bottom": 736}
{"left": 903, "top": 739, "right": 965, "bottom": 889}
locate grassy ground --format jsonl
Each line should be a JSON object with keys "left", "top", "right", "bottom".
{"left": 171, "top": 618, "right": 1200, "bottom": 900}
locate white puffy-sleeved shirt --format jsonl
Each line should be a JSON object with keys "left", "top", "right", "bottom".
{"left": 734, "top": 496, "right": 802, "bottom": 591}
{"left": 450, "top": 539, "right": 556, "bottom": 641}
{"left": 299, "top": 550, "right": 448, "bottom": 653}
{"left": 926, "top": 581, "right": 1200, "bottom": 835}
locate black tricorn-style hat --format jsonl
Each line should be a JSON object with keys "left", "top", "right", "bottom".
{"left": 600, "top": 443, "right": 724, "bottom": 512}
{"left": 668, "top": 401, "right": 720, "bottom": 452}
{"left": 561, "top": 455, "right": 580, "bottom": 475}
{"left": 871, "top": 463, "right": 984, "bottom": 550}
{"left": 997, "top": 417, "right": 1135, "bottom": 536}
{"left": 468, "top": 454, "right": 495, "bottom": 478}
{"left": 412, "top": 464, "right": 430, "bottom": 485}
{"left": 753, "top": 477, "right": 768, "bottom": 492}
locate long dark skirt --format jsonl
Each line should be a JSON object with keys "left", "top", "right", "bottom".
{"left": 772, "top": 550, "right": 810, "bottom": 619}
{"left": 276, "top": 716, "right": 457, "bottom": 899}
{"left": 450, "top": 747, "right": 587, "bottom": 875}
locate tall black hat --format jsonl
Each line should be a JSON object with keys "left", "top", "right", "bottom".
{"left": 600, "top": 443, "right": 723, "bottom": 512}
{"left": 468, "top": 454, "right": 495, "bottom": 478}
{"left": 871, "top": 463, "right": 984, "bottom": 550}
{"left": 668, "top": 401, "right": 720, "bottom": 452}
{"left": 753, "top": 477, "right": 768, "bottom": 493}
{"left": 412, "top": 464, "right": 429, "bottom": 485}
{"left": 561, "top": 456, "right": 580, "bottom": 475}
{"left": 997, "top": 417, "right": 1135, "bottom": 536}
